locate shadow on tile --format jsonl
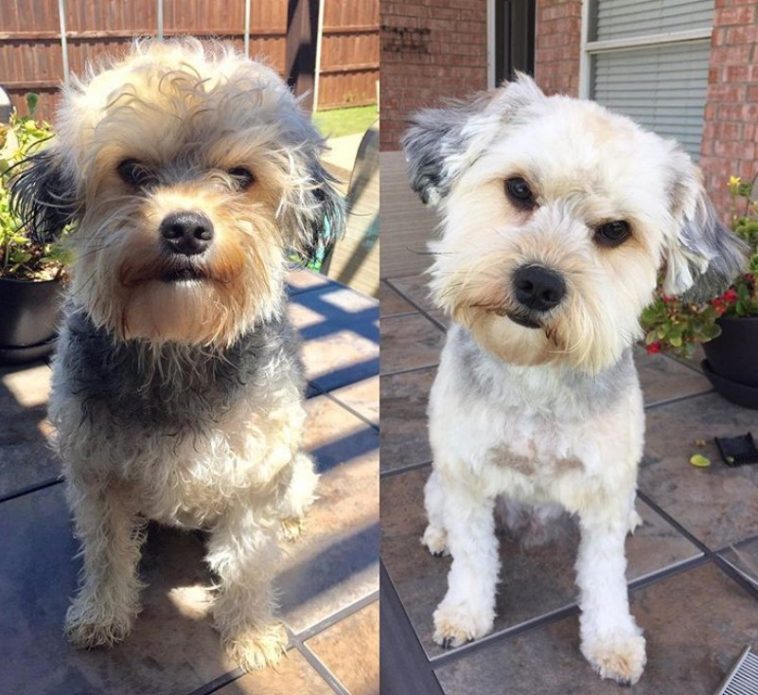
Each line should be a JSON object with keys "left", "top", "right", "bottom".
{"left": 289, "top": 285, "right": 379, "bottom": 392}
{"left": 0, "top": 485, "right": 237, "bottom": 695}
{"left": 0, "top": 363, "right": 58, "bottom": 498}
{"left": 278, "top": 396, "right": 379, "bottom": 634}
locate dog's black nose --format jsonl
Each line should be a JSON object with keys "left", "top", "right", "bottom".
{"left": 513, "top": 265, "right": 566, "bottom": 312}
{"left": 160, "top": 211, "right": 214, "bottom": 256}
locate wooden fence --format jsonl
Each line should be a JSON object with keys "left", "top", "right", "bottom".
{"left": 0, "top": 0, "right": 379, "bottom": 120}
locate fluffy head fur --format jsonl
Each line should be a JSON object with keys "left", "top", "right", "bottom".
{"left": 403, "top": 75, "right": 746, "bottom": 373}
{"left": 11, "top": 38, "right": 343, "bottom": 346}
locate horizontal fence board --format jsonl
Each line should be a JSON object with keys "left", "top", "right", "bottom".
{"left": 0, "top": 0, "right": 378, "bottom": 118}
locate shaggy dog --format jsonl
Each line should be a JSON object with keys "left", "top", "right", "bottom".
{"left": 10, "top": 38, "right": 343, "bottom": 671}
{"left": 402, "top": 76, "right": 745, "bottom": 684}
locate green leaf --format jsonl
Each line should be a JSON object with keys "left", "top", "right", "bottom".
{"left": 25, "top": 93, "right": 38, "bottom": 116}
{"left": 689, "top": 454, "right": 711, "bottom": 468}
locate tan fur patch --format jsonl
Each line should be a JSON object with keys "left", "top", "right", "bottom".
{"left": 488, "top": 446, "right": 583, "bottom": 475}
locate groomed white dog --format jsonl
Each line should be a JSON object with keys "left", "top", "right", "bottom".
{"left": 402, "top": 76, "right": 745, "bottom": 685}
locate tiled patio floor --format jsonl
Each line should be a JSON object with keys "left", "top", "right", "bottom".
{"left": 0, "top": 269, "right": 379, "bottom": 695}
{"left": 380, "top": 275, "right": 758, "bottom": 695}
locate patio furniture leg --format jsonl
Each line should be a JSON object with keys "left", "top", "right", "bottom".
{"left": 64, "top": 480, "right": 145, "bottom": 648}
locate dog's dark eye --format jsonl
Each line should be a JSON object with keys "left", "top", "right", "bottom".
{"left": 505, "top": 177, "right": 535, "bottom": 209}
{"left": 228, "top": 167, "right": 255, "bottom": 190}
{"left": 595, "top": 220, "right": 631, "bottom": 247}
{"left": 117, "top": 159, "right": 155, "bottom": 189}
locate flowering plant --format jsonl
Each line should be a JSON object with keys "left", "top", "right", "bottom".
{"left": 641, "top": 175, "right": 758, "bottom": 358}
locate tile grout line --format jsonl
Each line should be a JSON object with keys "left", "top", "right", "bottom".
{"left": 643, "top": 387, "right": 714, "bottom": 411}
{"left": 383, "top": 278, "right": 447, "bottom": 332}
{"left": 287, "top": 626, "right": 352, "bottom": 695}
{"left": 185, "top": 668, "right": 245, "bottom": 695}
{"left": 323, "top": 389, "right": 380, "bottom": 433}
{"left": 293, "top": 590, "right": 379, "bottom": 643}
{"left": 381, "top": 309, "right": 418, "bottom": 320}
{"left": 637, "top": 490, "right": 758, "bottom": 600}
{"left": 381, "top": 362, "right": 440, "bottom": 378}
{"left": 182, "top": 593, "right": 379, "bottom": 695}
{"left": 381, "top": 459, "right": 432, "bottom": 478}
{"left": 0, "top": 475, "right": 64, "bottom": 505}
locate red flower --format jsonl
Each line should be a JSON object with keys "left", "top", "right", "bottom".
{"left": 722, "top": 289, "right": 738, "bottom": 303}
{"left": 646, "top": 341, "right": 662, "bottom": 354}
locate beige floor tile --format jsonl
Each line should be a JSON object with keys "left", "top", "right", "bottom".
{"left": 306, "top": 602, "right": 380, "bottom": 695}
{"left": 330, "top": 376, "right": 380, "bottom": 428}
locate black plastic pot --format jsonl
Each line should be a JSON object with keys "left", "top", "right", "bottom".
{"left": 702, "top": 315, "right": 758, "bottom": 409}
{"left": 0, "top": 277, "right": 62, "bottom": 364}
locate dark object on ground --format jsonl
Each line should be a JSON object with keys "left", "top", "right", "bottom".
{"left": 714, "top": 433, "right": 758, "bottom": 467}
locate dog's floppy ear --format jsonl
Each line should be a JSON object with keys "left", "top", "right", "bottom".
{"left": 9, "top": 147, "right": 79, "bottom": 242}
{"left": 402, "top": 74, "right": 545, "bottom": 206}
{"left": 298, "top": 158, "right": 346, "bottom": 266}
{"left": 662, "top": 151, "right": 747, "bottom": 302}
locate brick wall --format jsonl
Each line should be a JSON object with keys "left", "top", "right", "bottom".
{"left": 380, "top": 0, "right": 488, "bottom": 151}
{"left": 534, "top": 0, "right": 582, "bottom": 96}
{"left": 699, "top": 0, "right": 758, "bottom": 219}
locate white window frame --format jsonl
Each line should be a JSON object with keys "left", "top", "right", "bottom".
{"left": 578, "top": 0, "right": 713, "bottom": 99}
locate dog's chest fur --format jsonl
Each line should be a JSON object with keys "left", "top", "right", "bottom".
{"left": 50, "top": 309, "right": 306, "bottom": 525}
{"left": 429, "top": 325, "right": 644, "bottom": 509}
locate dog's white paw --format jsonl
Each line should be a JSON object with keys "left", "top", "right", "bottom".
{"left": 65, "top": 596, "right": 136, "bottom": 648}
{"left": 224, "top": 622, "right": 289, "bottom": 671}
{"left": 421, "top": 524, "right": 449, "bottom": 557}
{"left": 581, "top": 630, "right": 646, "bottom": 685}
{"left": 433, "top": 599, "right": 493, "bottom": 649}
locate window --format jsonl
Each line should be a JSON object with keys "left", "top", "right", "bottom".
{"left": 581, "top": 0, "right": 714, "bottom": 159}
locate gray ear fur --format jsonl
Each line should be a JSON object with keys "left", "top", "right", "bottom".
{"left": 8, "top": 147, "right": 79, "bottom": 242}
{"left": 401, "top": 74, "right": 545, "bottom": 206}
{"left": 663, "top": 154, "right": 747, "bottom": 302}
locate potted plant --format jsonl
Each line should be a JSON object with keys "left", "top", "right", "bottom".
{"left": 0, "top": 95, "right": 68, "bottom": 364}
{"left": 641, "top": 175, "right": 758, "bottom": 409}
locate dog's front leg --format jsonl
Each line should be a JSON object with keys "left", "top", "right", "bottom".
{"left": 432, "top": 476, "right": 498, "bottom": 648}
{"left": 207, "top": 510, "right": 287, "bottom": 671}
{"left": 576, "top": 508, "right": 646, "bottom": 685}
{"left": 65, "top": 479, "right": 145, "bottom": 648}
